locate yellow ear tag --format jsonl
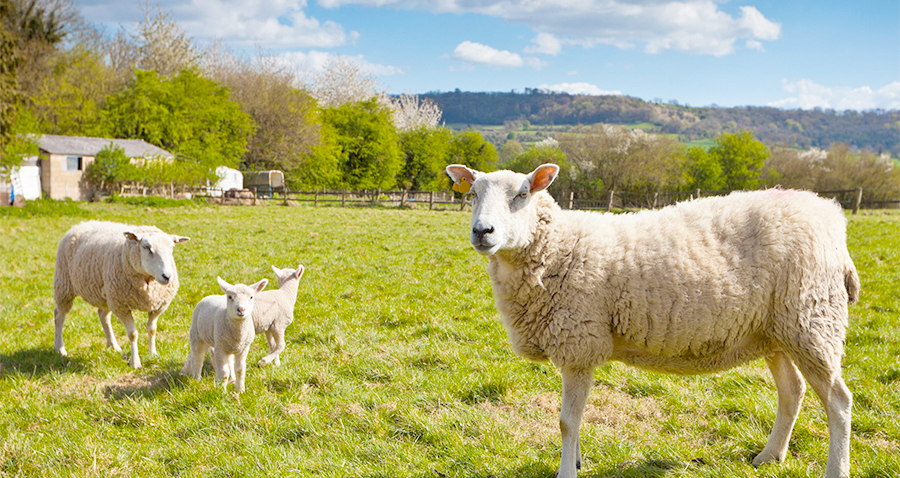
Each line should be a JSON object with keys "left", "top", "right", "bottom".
{"left": 453, "top": 177, "right": 471, "bottom": 194}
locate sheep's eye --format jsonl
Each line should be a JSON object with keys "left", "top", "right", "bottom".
{"left": 519, "top": 192, "right": 528, "bottom": 199}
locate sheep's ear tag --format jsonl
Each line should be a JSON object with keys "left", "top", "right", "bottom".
{"left": 453, "top": 177, "right": 471, "bottom": 194}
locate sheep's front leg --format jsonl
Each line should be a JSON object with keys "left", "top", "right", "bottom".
{"left": 146, "top": 307, "right": 166, "bottom": 357}
{"left": 97, "top": 309, "right": 122, "bottom": 352}
{"left": 234, "top": 348, "right": 250, "bottom": 393}
{"left": 213, "top": 348, "right": 230, "bottom": 390}
{"left": 258, "top": 330, "right": 285, "bottom": 367}
{"left": 558, "top": 367, "right": 593, "bottom": 478}
{"left": 115, "top": 310, "right": 141, "bottom": 369}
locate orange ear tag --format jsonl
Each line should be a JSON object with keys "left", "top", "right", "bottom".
{"left": 453, "top": 177, "right": 471, "bottom": 194}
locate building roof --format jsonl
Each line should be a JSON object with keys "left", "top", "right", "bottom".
{"left": 38, "top": 135, "right": 174, "bottom": 159}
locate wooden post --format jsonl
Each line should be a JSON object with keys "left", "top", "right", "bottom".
{"left": 853, "top": 187, "right": 863, "bottom": 214}
{"left": 460, "top": 194, "right": 466, "bottom": 211}
{"left": 341, "top": 191, "right": 346, "bottom": 207}
{"left": 375, "top": 189, "right": 380, "bottom": 206}
{"left": 283, "top": 187, "right": 289, "bottom": 206}
{"left": 607, "top": 190, "right": 615, "bottom": 212}
{"left": 429, "top": 191, "right": 434, "bottom": 210}
{"left": 314, "top": 190, "right": 319, "bottom": 207}
{"left": 400, "top": 190, "right": 407, "bottom": 207}
{"left": 568, "top": 191, "right": 574, "bottom": 210}
{"left": 653, "top": 191, "right": 659, "bottom": 209}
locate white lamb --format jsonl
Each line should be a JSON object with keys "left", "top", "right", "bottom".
{"left": 446, "top": 163, "right": 860, "bottom": 478}
{"left": 182, "top": 276, "right": 268, "bottom": 393}
{"left": 253, "top": 264, "right": 304, "bottom": 367}
{"left": 53, "top": 220, "right": 190, "bottom": 368}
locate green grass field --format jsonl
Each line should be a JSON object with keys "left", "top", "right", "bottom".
{"left": 1, "top": 201, "right": 897, "bottom": 477}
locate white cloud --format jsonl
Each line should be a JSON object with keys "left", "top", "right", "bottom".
{"left": 745, "top": 39, "right": 764, "bottom": 51}
{"left": 318, "top": 0, "right": 782, "bottom": 56}
{"left": 524, "top": 32, "right": 562, "bottom": 55}
{"left": 769, "top": 79, "right": 900, "bottom": 111}
{"left": 453, "top": 41, "right": 546, "bottom": 69}
{"left": 274, "top": 50, "right": 404, "bottom": 77}
{"left": 112, "top": 0, "right": 356, "bottom": 49}
{"left": 538, "top": 82, "right": 622, "bottom": 96}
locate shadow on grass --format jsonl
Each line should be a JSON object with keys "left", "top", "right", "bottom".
{"left": 103, "top": 363, "right": 189, "bottom": 400}
{"left": 0, "top": 347, "right": 90, "bottom": 377}
{"left": 586, "top": 458, "right": 680, "bottom": 478}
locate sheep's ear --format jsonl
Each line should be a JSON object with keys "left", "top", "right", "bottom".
{"left": 528, "top": 164, "right": 559, "bottom": 193}
{"left": 271, "top": 265, "right": 281, "bottom": 275}
{"left": 251, "top": 279, "right": 269, "bottom": 293}
{"left": 295, "top": 265, "right": 305, "bottom": 279}
{"left": 217, "top": 276, "right": 231, "bottom": 292}
{"left": 446, "top": 164, "right": 478, "bottom": 193}
{"left": 124, "top": 232, "right": 140, "bottom": 242}
{"left": 171, "top": 235, "right": 190, "bottom": 244}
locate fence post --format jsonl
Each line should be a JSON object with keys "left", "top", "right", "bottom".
{"left": 607, "top": 190, "right": 615, "bottom": 212}
{"left": 400, "top": 190, "right": 407, "bottom": 207}
{"left": 653, "top": 192, "right": 659, "bottom": 209}
{"left": 314, "top": 190, "right": 319, "bottom": 207}
{"left": 283, "top": 188, "right": 289, "bottom": 206}
{"left": 460, "top": 194, "right": 466, "bottom": 211}
{"left": 695, "top": 188, "right": 701, "bottom": 200}
{"left": 853, "top": 187, "right": 863, "bottom": 214}
{"left": 429, "top": 191, "right": 434, "bottom": 210}
{"left": 375, "top": 189, "right": 380, "bottom": 206}
{"left": 568, "top": 191, "right": 574, "bottom": 210}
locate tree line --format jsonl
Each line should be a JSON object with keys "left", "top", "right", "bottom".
{"left": 423, "top": 90, "right": 900, "bottom": 157}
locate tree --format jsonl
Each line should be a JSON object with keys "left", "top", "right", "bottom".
{"left": 685, "top": 145, "right": 725, "bottom": 190}
{"left": 397, "top": 126, "right": 452, "bottom": 190}
{"left": 499, "top": 139, "right": 524, "bottom": 164}
{"left": 506, "top": 141, "right": 572, "bottom": 194}
{"left": 709, "top": 130, "right": 769, "bottom": 190}
{"left": 131, "top": 3, "right": 199, "bottom": 77}
{"left": 83, "top": 142, "right": 137, "bottom": 193}
{"left": 102, "top": 68, "right": 254, "bottom": 178}
{"left": 447, "top": 131, "right": 498, "bottom": 173}
{"left": 309, "top": 56, "right": 381, "bottom": 108}
{"left": 319, "top": 98, "right": 402, "bottom": 190}
{"left": 386, "top": 93, "right": 442, "bottom": 132}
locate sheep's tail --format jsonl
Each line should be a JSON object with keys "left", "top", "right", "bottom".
{"left": 844, "top": 262, "right": 860, "bottom": 305}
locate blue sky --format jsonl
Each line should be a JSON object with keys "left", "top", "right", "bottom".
{"left": 72, "top": 0, "right": 900, "bottom": 110}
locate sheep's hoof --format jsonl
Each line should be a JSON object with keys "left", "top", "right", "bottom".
{"left": 751, "top": 451, "right": 782, "bottom": 467}
{"left": 56, "top": 347, "right": 67, "bottom": 357}
{"left": 257, "top": 358, "right": 269, "bottom": 367}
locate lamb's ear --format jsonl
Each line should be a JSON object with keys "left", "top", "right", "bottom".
{"left": 251, "top": 279, "right": 269, "bottom": 293}
{"left": 295, "top": 265, "right": 305, "bottom": 279}
{"left": 446, "top": 164, "right": 478, "bottom": 193}
{"left": 271, "top": 265, "right": 281, "bottom": 275}
{"left": 124, "top": 232, "right": 140, "bottom": 242}
{"left": 171, "top": 235, "right": 190, "bottom": 244}
{"left": 217, "top": 276, "right": 232, "bottom": 292}
{"left": 528, "top": 164, "right": 559, "bottom": 193}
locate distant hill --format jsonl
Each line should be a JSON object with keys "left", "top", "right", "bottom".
{"left": 422, "top": 90, "right": 900, "bottom": 156}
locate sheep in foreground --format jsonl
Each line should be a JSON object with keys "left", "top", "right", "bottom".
{"left": 253, "top": 264, "right": 304, "bottom": 367}
{"left": 182, "top": 277, "right": 268, "bottom": 393}
{"left": 53, "top": 220, "right": 190, "bottom": 368}
{"left": 446, "top": 164, "right": 859, "bottom": 478}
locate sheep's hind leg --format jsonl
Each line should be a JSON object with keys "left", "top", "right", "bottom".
{"left": 557, "top": 367, "right": 593, "bottom": 478}
{"left": 794, "top": 357, "right": 851, "bottom": 478}
{"left": 98, "top": 309, "right": 122, "bottom": 353}
{"left": 258, "top": 330, "right": 285, "bottom": 367}
{"left": 182, "top": 341, "right": 209, "bottom": 379}
{"left": 753, "top": 351, "right": 805, "bottom": 466}
{"left": 146, "top": 308, "right": 165, "bottom": 357}
{"left": 53, "top": 294, "right": 74, "bottom": 356}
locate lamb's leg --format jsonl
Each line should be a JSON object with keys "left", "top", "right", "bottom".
{"left": 795, "top": 360, "right": 851, "bottom": 478}
{"left": 146, "top": 307, "right": 165, "bottom": 357}
{"left": 753, "top": 352, "right": 805, "bottom": 466}
{"left": 258, "top": 330, "right": 285, "bottom": 367}
{"left": 182, "top": 341, "right": 209, "bottom": 379}
{"left": 558, "top": 367, "right": 593, "bottom": 478}
{"left": 115, "top": 310, "right": 141, "bottom": 368}
{"left": 53, "top": 294, "right": 74, "bottom": 356}
{"left": 234, "top": 348, "right": 250, "bottom": 393}
{"left": 98, "top": 309, "right": 122, "bottom": 353}
{"left": 213, "top": 348, "right": 230, "bottom": 390}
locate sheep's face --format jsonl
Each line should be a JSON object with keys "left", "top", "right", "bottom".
{"left": 446, "top": 164, "right": 559, "bottom": 256}
{"left": 217, "top": 277, "right": 269, "bottom": 320}
{"left": 124, "top": 231, "right": 190, "bottom": 285}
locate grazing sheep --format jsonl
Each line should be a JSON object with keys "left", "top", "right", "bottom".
{"left": 182, "top": 277, "right": 268, "bottom": 393}
{"left": 53, "top": 220, "right": 190, "bottom": 368}
{"left": 253, "top": 264, "right": 304, "bottom": 367}
{"left": 446, "top": 164, "right": 859, "bottom": 478}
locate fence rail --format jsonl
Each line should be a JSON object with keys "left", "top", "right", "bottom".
{"left": 133, "top": 185, "right": 896, "bottom": 213}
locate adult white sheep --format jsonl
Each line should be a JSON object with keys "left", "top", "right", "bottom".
{"left": 53, "top": 220, "right": 190, "bottom": 368}
{"left": 445, "top": 164, "right": 859, "bottom": 478}
{"left": 182, "top": 277, "right": 269, "bottom": 393}
{"left": 253, "top": 264, "right": 304, "bottom": 367}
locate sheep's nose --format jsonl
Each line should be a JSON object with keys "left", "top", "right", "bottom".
{"left": 473, "top": 225, "right": 494, "bottom": 239}
{"left": 236, "top": 306, "right": 245, "bottom": 315}
{"left": 160, "top": 274, "right": 171, "bottom": 283}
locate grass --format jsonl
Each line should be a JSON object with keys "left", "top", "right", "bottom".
{"left": 0, "top": 201, "right": 898, "bottom": 477}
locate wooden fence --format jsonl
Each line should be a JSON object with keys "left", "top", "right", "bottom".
{"left": 157, "top": 185, "right": 894, "bottom": 214}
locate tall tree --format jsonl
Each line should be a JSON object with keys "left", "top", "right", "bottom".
{"left": 446, "top": 131, "right": 499, "bottom": 173}
{"left": 397, "top": 126, "right": 452, "bottom": 190}
{"left": 708, "top": 130, "right": 770, "bottom": 190}
{"left": 319, "top": 98, "right": 402, "bottom": 190}
{"left": 102, "top": 68, "right": 254, "bottom": 177}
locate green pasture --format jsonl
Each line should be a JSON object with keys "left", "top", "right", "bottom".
{"left": 0, "top": 201, "right": 897, "bottom": 477}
